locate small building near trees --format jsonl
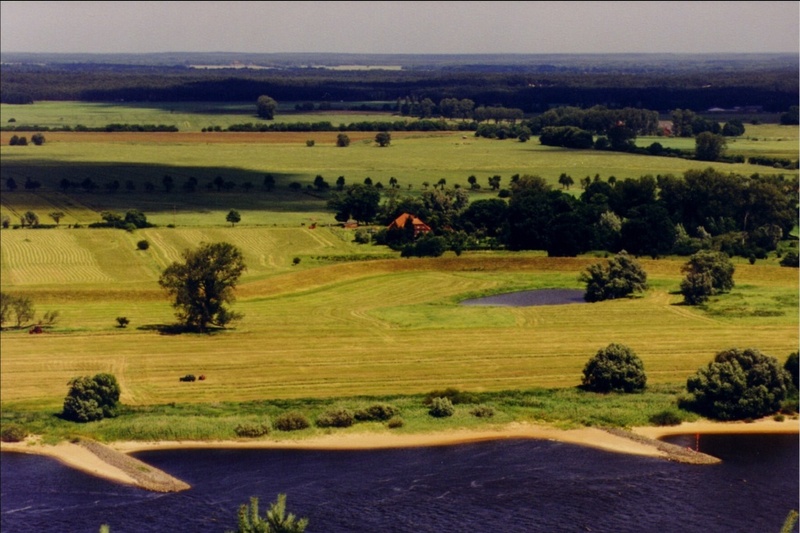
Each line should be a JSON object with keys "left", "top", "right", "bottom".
{"left": 388, "top": 213, "right": 432, "bottom": 238}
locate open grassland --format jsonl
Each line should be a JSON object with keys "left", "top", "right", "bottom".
{"left": 1, "top": 123, "right": 797, "bottom": 228}
{"left": 0, "top": 101, "right": 399, "bottom": 132}
{"left": 1, "top": 109, "right": 798, "bottom": 441}
{"left": 1, "top": 226, "right": 797, "bottom": 419}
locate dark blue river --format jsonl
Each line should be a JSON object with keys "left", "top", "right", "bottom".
{"left": 2, "top": 433, "right": 798, "bottom": 533}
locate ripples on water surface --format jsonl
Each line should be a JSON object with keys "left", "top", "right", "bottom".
{"left": 2, "top": 434, "right": 798, "bottom": 533}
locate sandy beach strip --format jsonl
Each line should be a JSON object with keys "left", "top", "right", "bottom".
{"left": 2, "top": 418, "right": 796, "bottom": 492}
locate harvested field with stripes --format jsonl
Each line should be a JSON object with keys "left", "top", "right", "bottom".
{"left": 1, "top": 225, "right": 797, "bottom": 412}
{"left": 0, "top": 109, "right": 797, "bottom": 440}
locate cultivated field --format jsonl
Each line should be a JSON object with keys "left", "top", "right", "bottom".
{"left": 1, "top": 225, "right": 797, "bottom": 413}
{"left": 1, "top": 119, "right": 797, "bottom": 229}
{"left": 0, "top": 104, "right": 797, "bottom": 437}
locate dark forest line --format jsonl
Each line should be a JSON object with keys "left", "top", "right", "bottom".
{"left": 1, "top": 52, "right": 797, "bottom": 112}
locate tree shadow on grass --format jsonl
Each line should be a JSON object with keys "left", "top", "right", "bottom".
{"left": 136, "top": 324, "right": 230, "bottom": 335}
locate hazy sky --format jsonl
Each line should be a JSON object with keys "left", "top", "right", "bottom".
{"left": 1, "top": 1, "right": 798, "bottom": 55}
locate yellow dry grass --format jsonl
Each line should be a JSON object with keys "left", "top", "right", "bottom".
{"left": 1, "top": 230, "right": 797, "bottom": 411}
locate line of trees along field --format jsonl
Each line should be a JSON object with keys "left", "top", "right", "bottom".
{"left": 5, "top": 166, "right": 796, "bottom": 263}
{"left": 351, "top": 168, "right": 798, "bottom": 261}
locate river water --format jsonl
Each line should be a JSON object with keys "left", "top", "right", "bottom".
{"left": 1, "top": 433, "right": 797, "bottom": 533}
{"left": 460, "top": 289, "right": 587, "bottom": 307}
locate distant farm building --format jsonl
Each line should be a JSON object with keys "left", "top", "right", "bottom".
{"left": 388, "top": 213, "right": 432, "bottom": 237}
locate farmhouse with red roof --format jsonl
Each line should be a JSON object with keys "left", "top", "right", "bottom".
{"left": 387, "top": 213, "right": 432, "bottom": 237}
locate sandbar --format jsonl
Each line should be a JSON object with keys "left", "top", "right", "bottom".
{"left": 2, "top": 418, "right": 796, "bottom": 492}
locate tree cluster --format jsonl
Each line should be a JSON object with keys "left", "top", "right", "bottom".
{"left": 0, "top": 292, "right": 35, "bottom": 328}
{"left": 338, "top": 166, "right": 794, "bottom": 262}
{"left": 0, "top": 292, "right": 59, "bottom": 329}
{"left": 90, "top": 210, "right": 153, "bottom": 230}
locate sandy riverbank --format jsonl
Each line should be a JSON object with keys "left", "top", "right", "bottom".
{"left": 2, "top": 418, "right": 796, "bottom": 492}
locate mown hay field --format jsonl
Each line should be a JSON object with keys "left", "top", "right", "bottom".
{"left": 1, "top": 225, "right": 797, "bottom": 413}
{"left": 1, "top": 110, "right": 798, "bottom": 419}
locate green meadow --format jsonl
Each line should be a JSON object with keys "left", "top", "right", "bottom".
{"left": 1, "top": 116, "right": 797, "bottom": 229}
{"left": 0, "top": 101, "right": 398, "bottom": 132}
{"left": 1, "top": 104, "right": 798, "bottom": 442}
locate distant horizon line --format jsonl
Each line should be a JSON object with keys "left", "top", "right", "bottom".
{"left": 2, "top": 51, "right": 798, "bottom": 56}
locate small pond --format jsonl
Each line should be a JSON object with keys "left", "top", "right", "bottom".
{"left": 460, "top": 288, "right": 587, "bottom": 307}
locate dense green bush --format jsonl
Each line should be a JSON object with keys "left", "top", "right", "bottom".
{"left": 1, "top": 424, "right": 29, "bottom": 442}
{"left": 274, "top": 411, "right": 311, "bottom": 432}
{"left": 649, "top": 410, "right": 683, "bottom": 426}
{"left": 680, "top": 251, "right": 735, "bottom": 305}
{"left": 428, "top": 397, "right": 455, "bottom": 418}
{"left": 579, "top": 251, "right": 648, "bottom": 302}
{"left": 354, "top": 403, "right": 399, "bottom": 421}
{"left": 62, "top": 373, "right": 121, "bottom": 423}
{"left": 400, "top": 235, "right": 447, "bottom": 258}
{"left": 581, "top": 343, "right": 647, "bottom": 393}
{"left": 424, "top": 388, "right": 479, "bottom": 405}
{"left": 315, "top": 408, "right": 354, "bottom": 428}
{"left": 780, "top": 251, "right": 799, "bottom": 268}
{"left": 685, "top": 348, "right": 793, "bottom": 420}
{"left": 386, "top": 416, "right": 404, "bottom": 429}
{"left": 470, "top": 405, "right": 495, "bottom": 418}
{"left": 353, "top": 230, "right": 371, "bottom": 244}
{"left": 234, "top": 422, "right": 271, "bottom": 438}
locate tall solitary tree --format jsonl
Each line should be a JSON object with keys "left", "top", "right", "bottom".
{"left": 226, "top": 209, "right": 241, "bottom": 227}
{"left": 375, "top": 131, "right": 391, "bottom": 147}
{"left": 49, "top": 211, "right": 65, "bottom": 225}
{"left": 159, "top": 242, "right": 246, "bottom": 332}
{"left": 256, "top": 95, "right": 278, "bottom": 120}
{"left": 336, "top": 133, "right": 350, "bottom": 147}
{"left": 695, "top": 132, "right": 727, "bottom": 161}
{"left": 680, "top": 250, "right": 735, "bottom": 305}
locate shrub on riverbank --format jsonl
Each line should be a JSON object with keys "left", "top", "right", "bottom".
{"left": 581, "top": 344, "right": 647, "bottom": 393}
{"left": 429, "top": 397, "right": 455, "bottom": 418}
{"left": 274, "top": 411, "right": 311, "bottom": 432}
{"left": 354, "top": 403, "right": 399, "bottom": 421}
{"left": 234, "top": 422, "right": 271, "bottom": 438}
{"left": 62, "top": 373, "right": 121, "bottom": 423}
{"left": 1, "top": 385, "right": 706, "bottom": 443}
{"left": 685, "top": 347, "right": 793, "bottom": 420}
{"left": 0, "top": 424, "right": 28, "bottom": 442}
{"left": 315, "top": 408, "right": 354, "bottom": 428}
